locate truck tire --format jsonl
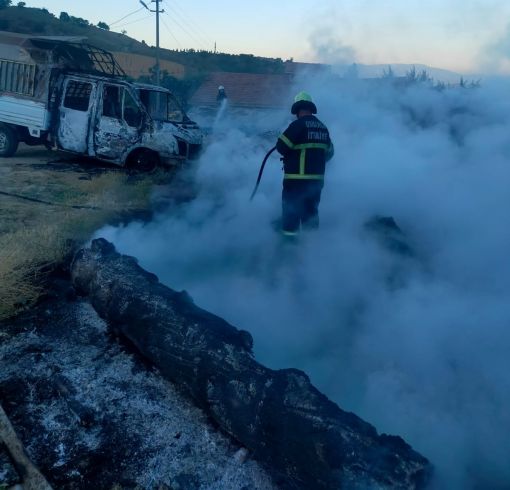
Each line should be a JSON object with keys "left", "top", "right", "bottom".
{"left": 0, "top": 125, "right": 19, "bottom": 158}
{"left": 127, "top": 149, "right": 159, "bottom": 172}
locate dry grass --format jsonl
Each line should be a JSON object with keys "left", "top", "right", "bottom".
{"left": 0, "top": 225, "right": 69, "bottom": 318}
{"left": 0, "top": 150, "right": 170, "bottom": 320}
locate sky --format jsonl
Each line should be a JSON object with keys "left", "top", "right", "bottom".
{"left": 22, "top": 0, "right": 510, "bottom": 74}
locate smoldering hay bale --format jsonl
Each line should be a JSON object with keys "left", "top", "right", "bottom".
{"left": 71, "top": 238, "right": 431, "bottom": 489}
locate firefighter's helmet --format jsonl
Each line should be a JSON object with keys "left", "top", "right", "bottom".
{"left": 291, "top": 91, "right": 317, "bottom": 115}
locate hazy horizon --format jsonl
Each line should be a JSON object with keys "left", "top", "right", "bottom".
{"left": 18, "top": 0, "right": 510, "bottom": 76}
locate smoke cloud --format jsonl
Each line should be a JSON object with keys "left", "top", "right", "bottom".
{"left": 98, "top": 74, "right": 510, "bottom": 488}
{"left": 480, "top": 22, "right": 510, "bottom": 74}
{"left": 305, "top": 8, "right": 357, "bottom": 66}
{"left": 308, "top": 28, "right": 356, "bottom": 66}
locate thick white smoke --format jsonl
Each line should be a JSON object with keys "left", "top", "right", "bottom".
{"left": 98, "top": 75, "right": 510, "bottom": 488}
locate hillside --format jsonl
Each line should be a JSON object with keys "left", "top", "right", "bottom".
{"left": 112, "top": 51, "right": 186, "bottom": 80}
{"left": 0, "top": 5, "right": 151, "bottom": 56}
{"left": 0, "top": 5, "right": 285, "bottom": 75}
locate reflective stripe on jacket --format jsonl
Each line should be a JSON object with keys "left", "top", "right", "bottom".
{"left": 276, "top": 115, "right": 334, "bottom": 180}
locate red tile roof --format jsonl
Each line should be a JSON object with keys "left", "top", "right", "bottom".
{"left": 190, "top": 71, "right": 293, "bottom": 109}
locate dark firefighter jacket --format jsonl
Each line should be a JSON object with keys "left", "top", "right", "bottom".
{"left": 276, "top": 115, "right": 334, "bottom": 180}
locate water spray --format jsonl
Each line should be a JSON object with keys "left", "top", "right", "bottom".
{"left": 213, "top": 98, "right": 228, "bottom": 128}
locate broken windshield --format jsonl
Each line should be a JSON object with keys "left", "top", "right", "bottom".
{"left": 138, "top": 89, "right": 184, "bottom": 123}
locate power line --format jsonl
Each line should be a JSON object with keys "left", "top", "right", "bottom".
{"left": 165, "top": 3, "right": 213, "bottom": 48}
{"left": 163, "top": 11, "right": 207, "bottom": 50}
{"left": 109, "top": 7, "right": 144, "bottom": 27}
{"left": 171, "top": 0, "right": 214, "bottom": 42}
{"left": 160, "top": 16, "right": 182, "bottom": 49}
{"left": 115, "top": 13, "right": 153, "bottom": 30}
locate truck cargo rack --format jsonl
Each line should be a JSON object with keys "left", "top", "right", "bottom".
{"left": 0, "top": 59, "right": 36, "bottom": 96}
{"left": 79, "top": 43, "right": 126, "bottom": 77}
{"left": 50, "top": 42, "right": 126, "bottom": 78}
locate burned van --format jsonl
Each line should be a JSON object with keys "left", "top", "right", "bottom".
{"left": 0, "top": 31, "right": 203, "bottom": 169}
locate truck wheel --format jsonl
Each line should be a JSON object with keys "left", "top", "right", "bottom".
{"left": 0, "top": 125, "right": 19, "bottom": 158}
{"left": 127, "top": 149, "right": 159, "bottom": 172}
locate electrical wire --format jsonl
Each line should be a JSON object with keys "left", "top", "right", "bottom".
{"left": 109, "top": 7, "right": 144, "bottom": 27}
{"left": 171, "top": 0, "right": 214, "bottom": 42}
{"left": 163, "top": 11, "right": 207, "bottom": 50}
{"left": 160, "top": 16, "right": 182, "bottom": 49}
{"left": 171, "top": 1, "right": 215, "bottom": 47}
{"left": 165, "top": 3, "right": 213, "bottom": 48}
{"left": 115, "top": 13, "right": 153, "bottom": 30}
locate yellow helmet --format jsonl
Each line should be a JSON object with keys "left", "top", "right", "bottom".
{"left": 294, "top": 91, "right": 313, "bottom": 103}
{"left": 291, "top": 91, "right": 317, "bottom": 115}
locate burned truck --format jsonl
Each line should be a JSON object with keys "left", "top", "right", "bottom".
{"left": 0, "top": 31, "right": 203, "bottom": 169}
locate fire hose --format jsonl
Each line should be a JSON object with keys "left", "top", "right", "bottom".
{"left": 249, "top": 146, "right": 277, "bottom": 201}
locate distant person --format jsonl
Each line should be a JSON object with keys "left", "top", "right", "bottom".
{"left": 216, "top": 85, "right": 227, "bottom": 103}
{"left": 276, "top": 91, "right": 334, "bottom": 236}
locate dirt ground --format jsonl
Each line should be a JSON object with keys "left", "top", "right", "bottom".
{"left": 0, "top": 144, "right": 153, "bottom": 232}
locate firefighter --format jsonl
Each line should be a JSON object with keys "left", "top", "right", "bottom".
{"left": 217, "top": 85, "right": 227, "bottom": 102}
{"left": 276, "top": 91, "right": 334, "bottom": 236}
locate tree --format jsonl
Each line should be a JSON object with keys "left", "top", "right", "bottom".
{"left": 70, "top": 16, "right": 89, "bottom": 27}
{"left": 138, "top": 67, "right": 205, "bottom": 109}
{"left": 0, "top": 0, "right": 12, "bottom": 9}
{"left": 406, "top": 66, "right": 418, "bottom": 82}
{"left": 97, "top": 21, "right": 110, "bottom": 30}
{"left": 434, "top": 81, "right": 446, "bottom": 92}
{"left": 382, "top": 65, "right": 394, "bottom": 78}
{"left": 417, "top": 69, "right": 432, "bottom": 83}
{"left": 17, "top": 1, "right": 25, "bottom": 6}
{"left": 59, "top": 11, "right": 70, "bottom": 22}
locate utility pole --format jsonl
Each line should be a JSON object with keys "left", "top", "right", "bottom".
{"left": 154, "top": 0, "right": 161, "bottom": 86}
{"left": 140, "top": 0, "right": 164, "bottom": 86}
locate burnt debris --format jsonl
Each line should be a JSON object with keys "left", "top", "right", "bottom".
{"left": 70, "top": 238, "right": 431, "bottom": 490}
{"left": 0, "top": 277, "right": 275, "bottom": 490}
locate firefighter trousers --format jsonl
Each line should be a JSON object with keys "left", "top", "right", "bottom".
{"left": 281, "top": 179, "right": 323, "bottom": 235}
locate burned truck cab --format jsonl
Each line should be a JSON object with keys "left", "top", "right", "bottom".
{"left": 56, "top": 77, "right": 203, "bottom": 170}
{"left": 57, "top": 76, "right": 203, "bottom": 169}
{"left": 135, "top": 84, "right": 203, "bottom": 161}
